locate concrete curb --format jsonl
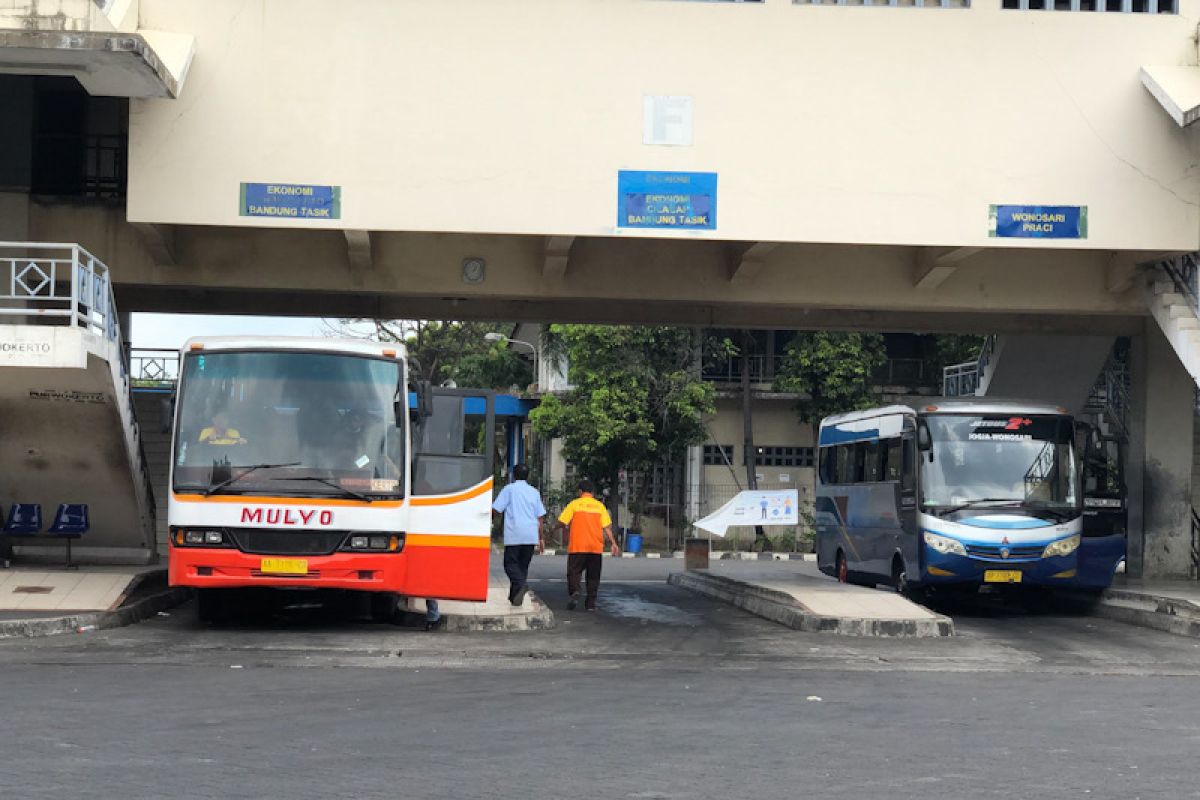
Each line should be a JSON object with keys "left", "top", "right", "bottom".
{"left": 540, "top": 550, "right": 816, "bottom": 561}
{"left": 1094, "top": 588, "right": 1200, "bottom": 639}
{"left": 401, "top": 601, "right": 556, "bottom": 633}
{"left": 0, "top": 586, "right": 191, "bottom": 640}
{"left": 667, "top": 571, "right": 954, "bottom": 638}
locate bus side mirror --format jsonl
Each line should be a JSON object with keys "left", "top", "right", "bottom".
{"left": 159, "top": 394, "right": 175, "bottom": 435}
{"left": 407, "top": 380, "right": 434, "bottom": 423}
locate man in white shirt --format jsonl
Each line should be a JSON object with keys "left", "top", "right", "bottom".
{"left": 492, "top": 463, "right": 547, "bottom": 606}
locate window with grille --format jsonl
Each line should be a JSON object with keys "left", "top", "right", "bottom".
{"left": 1001, "top": 0, "right": 1174, "bottom": 11}
{"left": 703, "top": 444, "right": 734, "bottom": 466}
{"left": 754, "top": 446, "right": 814, "bottom": 468}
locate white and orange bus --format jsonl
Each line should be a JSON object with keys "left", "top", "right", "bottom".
{"left": 166, "top": 336, "right": 494, "bottom": 622}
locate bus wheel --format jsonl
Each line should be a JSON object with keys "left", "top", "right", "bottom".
{"left": 196, "top": 589, "right": 227, "bottom": 624}
{"left": 836, "top": 551, "right": 849, "bottom": 583}
{"left": 369, "top": 592, "right": 401, "bottom": 624}
{"left": 893, "top": 558, "right": 926, "bottom": 604}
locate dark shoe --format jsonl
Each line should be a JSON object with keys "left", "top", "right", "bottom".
{"left": 566, "top": 593, "right": 579, "bottom": 611}
{"left": 512, "top": 586, "right": 529, "bottom": 607}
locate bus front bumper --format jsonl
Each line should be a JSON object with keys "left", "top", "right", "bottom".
{"left": 167, "top": 542, "right": 490, "bottom": 601}
{"left": 920, "top": 551, "right": 1077, "bottom": 587}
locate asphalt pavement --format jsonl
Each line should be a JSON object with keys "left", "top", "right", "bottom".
{"left": 1, "top": 557, "right": 1198, "bottom": 799}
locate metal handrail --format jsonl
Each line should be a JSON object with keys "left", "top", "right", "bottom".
{"left": 1192, "top": 507, "right": 1200, "bottom": 580}
{"left": 941, "top": 335, "right": 994, "bottom": 397}
{"left": 1159, "top": 252, "right": 1200, "bottom": 316}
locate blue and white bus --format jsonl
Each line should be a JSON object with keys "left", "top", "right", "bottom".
{"left": 815, "top": 399, "right": 1125, "bottom": 595}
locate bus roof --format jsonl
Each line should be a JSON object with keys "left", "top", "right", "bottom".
{"left": 820, "top": 398, "right": 1071, "bottom": 430}
{"left": 180, "top": 336, "right": 406, "bottom": 360}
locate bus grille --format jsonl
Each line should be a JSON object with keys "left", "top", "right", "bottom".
{"left": 966, "top": 543, "right": 1044, "bottom": 560}
{"left": 229, "top": 529, "right": 347, "bottom": 556}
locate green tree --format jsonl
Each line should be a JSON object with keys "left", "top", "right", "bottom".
{"left": 366, "top": 320, "right": 532, "bottom": 390}
{"left": 529, "top": 325, "right": 715, "bottom": 529}
{"left": 774, "top": 332, "right": 888, "bottom": 423}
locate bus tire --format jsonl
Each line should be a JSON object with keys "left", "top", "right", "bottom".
{"left": 369, "top": 592, "right": 401, "bottom": 623}
{"left": 196, "top": 589, "right": 227, "bottom": 624}
{"left": 893, "top": 557, "right": 925, "bottom": 603}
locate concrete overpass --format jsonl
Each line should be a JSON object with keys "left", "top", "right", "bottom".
{"left": 3, "top": 0, "right": 1200, "bottom": 577}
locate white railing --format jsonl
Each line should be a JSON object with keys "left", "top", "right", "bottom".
{"left": 0, "top": 241, "right": 120, "bottom": 344}
{"left": 942, "top": 334, "right": 994, "bottom": 397}
{"left": 130, "top": 347, "right": 180, "bottom": 386}
{"left": 1, "top": 241, "right": 158, "bottom": 545}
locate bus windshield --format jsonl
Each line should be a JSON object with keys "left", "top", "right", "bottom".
{"left": 172, "top": 350, "right": 404, "bottom": 498}
{"left": 920, "top": 414, "right": 1077, "bottom": 512}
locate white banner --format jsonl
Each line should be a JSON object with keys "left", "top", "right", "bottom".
{"left": 694, "top": 489, "right": 799, "bottom": 537}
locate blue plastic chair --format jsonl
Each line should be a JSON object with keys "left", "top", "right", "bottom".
{"left": 3, "top": 504, "right": 42, "bottom": 536}
{"left": 49, "top": 504, "right": 88, "bottom": 569}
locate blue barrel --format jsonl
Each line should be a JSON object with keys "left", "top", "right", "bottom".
{"left": 625, "top": 532, "right": 643, "bottom": 554}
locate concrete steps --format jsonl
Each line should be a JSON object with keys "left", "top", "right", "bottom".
{"left": 1146, "top": 271, "right": 1200, "bottom": 389}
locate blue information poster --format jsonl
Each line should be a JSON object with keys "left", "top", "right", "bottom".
{"left": 618, "top": 170, "right": 717, "bottom": 231}
{"left": 240, "top": 183, "right": 341, "bottom": 220}
{"left": 989, "top": 205, "right": 1086, "bottom": 239}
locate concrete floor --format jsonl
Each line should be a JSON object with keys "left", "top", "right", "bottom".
{"left": 2, "top": 558, "right": 1198, "bottom": 799}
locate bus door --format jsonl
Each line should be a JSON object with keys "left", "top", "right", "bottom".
{"left": 406, "top": 388, "right": 495, "bottom": 601}
{"left": 1077, "top": 428, "right": 1126, "bottom": 588}
{"left": 895, "top": 429, "right": 921, "bottom": 580}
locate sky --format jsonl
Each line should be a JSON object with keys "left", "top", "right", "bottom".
{"left": 131, "top": 313, "right": 376, "bottom": 349}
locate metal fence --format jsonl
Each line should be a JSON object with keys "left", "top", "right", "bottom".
{"left": 702, "top": 354, "right": 784, "bottom": 384}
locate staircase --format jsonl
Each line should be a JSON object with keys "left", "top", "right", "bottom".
{"left": 0, "top": 242, "right": 158, "bottom": 564}
{"left": 943, "top": 332, "right": 1116, "bottom": 415}
{"left": 1147, "top": 254, "right": 1200, "bottom": 579}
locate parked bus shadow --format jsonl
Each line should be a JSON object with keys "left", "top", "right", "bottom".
{"left": 916, "top": 586, "right": 1101, "bottom": 621}
{"left": 190, "top": 588, "right": 422, "bottom": 630}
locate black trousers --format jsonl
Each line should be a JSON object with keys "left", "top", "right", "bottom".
{"left": 566, "top": 553, "right": 603, "bottom": 600}
{"left": 503, "top": 544, "right": 536, "bottom": 600}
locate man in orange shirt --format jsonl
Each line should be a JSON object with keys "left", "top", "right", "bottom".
{"left": 556, "top": 479, "right": 620, "bottom": 611}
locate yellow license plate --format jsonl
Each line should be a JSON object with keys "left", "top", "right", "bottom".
{"left": 260, "top": 558, "right": 308, "bottom": 575}
{"left": 984, "top": 570, "right": 1022, "bottom": 584}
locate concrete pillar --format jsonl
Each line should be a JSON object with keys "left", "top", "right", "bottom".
{"left": 1129, "top": 324, "right": 1195, "bottom": 578}
{"left": 684, "top": 443, "right": 702, "bottom": 525}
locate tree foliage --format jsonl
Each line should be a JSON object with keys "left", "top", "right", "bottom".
{"left": 366, "top": 320, "right": 532, "bottom": 391}
{"left": 774, "top": 332, "right": 888, "bottom": 423}
{"left": 529, "top": 325, "right": 715, "bottom": 524}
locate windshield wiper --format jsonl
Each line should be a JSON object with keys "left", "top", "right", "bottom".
{"left": 275, "top": 476, "right": 374, "bottom": 503}
{"left": 933, "top": 497, "right": 1026, "bottom": 514}
{"left": 203, "top": 462, "right": 301, "bottom": 496}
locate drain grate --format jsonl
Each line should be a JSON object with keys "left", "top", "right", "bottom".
{"left": 12, "top": 586, "right": 53, "bottom": 594}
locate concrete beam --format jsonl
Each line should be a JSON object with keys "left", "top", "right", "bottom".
{"left": 913, "top": 247, "right": 981, "bottom": 290}
{"left": 1105, "top": 252, "right": 1140, "bottom": 294}
{"left": 728, "top": 242, "right": 778, "bottom": 284}
{"left": 130, "top": 222, "right": 175, "bottom": 266}
{"left": 344, "top": 229, "right": 373, "bottom": 273}
{"left": 543, "top": 236, "right": 574, "bottom": 279}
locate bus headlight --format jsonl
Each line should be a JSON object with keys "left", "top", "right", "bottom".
{"left": 1043, "top": 534, "right": 1081, "bottom": 558}
{"left": 923, "top": 531, "right": 967, "bottom": 556}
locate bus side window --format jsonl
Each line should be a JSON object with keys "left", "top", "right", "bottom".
{"left": 819, "top": 447, "right": 836, "bottom": 485}
{"left": 884, "top": 438, "right": 902, "bottom": 482}
{"left": 901, "top": 436, "right": 915, "bottom": 493}
{"left": 836, "top": 445, "right": 855, "bottom": 484}
{"left": 863, "top": 441, "right": 882, "bottom": 482}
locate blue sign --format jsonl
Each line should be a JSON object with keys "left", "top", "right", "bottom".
{"left": 618, "top": 170, "right": 717, "bottom": 230}
{"left": 240, "top": 182, "right": 341, "bottom": 220}
{"left": 990, "top": 205, "right": 1086, "bottom": 239}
